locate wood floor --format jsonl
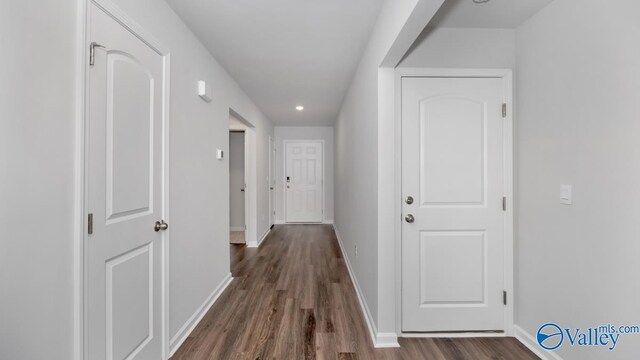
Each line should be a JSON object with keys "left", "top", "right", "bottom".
{"left": 171, "top": 225, "right": 539, "bottom": 360}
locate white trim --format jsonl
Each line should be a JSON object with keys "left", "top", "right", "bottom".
{"left": 514, "top": 325, "right": 564, "bottom": 360}
{"left": 78, "top": 1, "right": 171, "bottom": 359}
{"left": 333, "top": 225, "right": 400, "bottom": 348}
{"left": 169, "top": 273, "right": 233, "bottom": 357}
{"left": 394, "top": 68, "right": 515, "bottom": 335}
{"left": 73, "top": 1, "right": 89, "bottom": 359}
{"left": 276, "top": 221, "right": 333, "bottom": 225}
{"left": 283, "top": 139, "right": 325, "bottom": 224}
{"left": 401, "top": 332, "right": 506, "bottom": 338}
{"left": 230, "top": 226, "right": 246, "bottom": 232}
{"left": 247, "top": 227, "right": 270, "bottom": 248}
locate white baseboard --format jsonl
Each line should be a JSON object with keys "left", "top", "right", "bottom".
{"left": 169, "top": 273, "right": 233, "bottom": 356}
{"left": 332, "top": 224, "right": 399, "bottom": 348}
{"left": 401, "top": 332, "right": 507, "bottom": 338}
{"left": 274, "top": 220, "right": 334, "bottom": 225}
{"left": 247, "top": 227, "right": 270, "bottom": 248}
{"left": 514, "top": 325, "right": 564, "bottom": 360}
{"left": 230, "top": 226, "right": 245, "bottom": 232}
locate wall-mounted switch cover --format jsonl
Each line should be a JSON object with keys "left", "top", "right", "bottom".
{"left": 198, "top": 80, "right": 213, "bottom": 102}
{"left": 560, "top": 184, "right": 572, "bottom": 205}
{"left": 216, "top": 149, "right": 224, "bottom": 160}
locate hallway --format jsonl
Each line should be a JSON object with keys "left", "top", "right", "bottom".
{"left": 171, "top": 225, "right": 538, "bottom": 359}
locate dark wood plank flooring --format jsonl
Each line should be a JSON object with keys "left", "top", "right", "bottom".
{"left": 171, "top": 224, "right": 538, "bottom": 360}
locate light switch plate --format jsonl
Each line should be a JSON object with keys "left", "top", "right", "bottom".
{"left": 198, "top": 80, "right": 212, "bottom": 102}
{"left": 216, "top": 149, "right": 224, "bottom": 160}
{"left": 560, "top": 184, "right": 572, "bottom": 205}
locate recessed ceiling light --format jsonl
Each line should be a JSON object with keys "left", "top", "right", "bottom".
{"left": 296, "top": 105, "right": 304, "bottom": 111}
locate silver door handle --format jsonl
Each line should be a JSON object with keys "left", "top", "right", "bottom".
{"left": 405, "top": 214, "right": 415, "bottom": 223}
{"left": 405, "top": 196, "right": 414, "bottom": 205}
{"left": 154, "top": 220, "right": 169, "bottom": 232}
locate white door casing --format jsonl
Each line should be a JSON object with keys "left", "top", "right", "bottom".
{"left": 401, "top": 76, "right": 509, "bottom": 332}
{"left": 285, "top": 141, "right": 323, "bottom": 223}
{"left": 86, "top": 3, "right": 167, "bottom": 359}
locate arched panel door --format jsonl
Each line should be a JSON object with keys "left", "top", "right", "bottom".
{"left": 86, "top": 3, "right": 166, "bottom": 359}
{"left": 402, "top": 77, "right": 506, "bottom": 332}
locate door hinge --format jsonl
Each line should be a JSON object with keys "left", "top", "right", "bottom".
{"left": 502, "top": 196, "right": 507, "bottom": 211}
{"left": 89, "top": 42, "right": 105, "bottom": 66}
{"left": 503, "top": 290, "right": 508, "bottom": 305}
{"left": 88, "top": 213, "right": 93, "bottom": 234}
{"left": 502, "top": 103, "right": 507, "bottom": 118}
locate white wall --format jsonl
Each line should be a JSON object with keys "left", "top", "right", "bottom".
{"left": 334, "top": 0, "right": 443, "bottom": 343}
{"left": 515, "top": 1, "right": 640, "bottom": 359}
{"left": 274, "top": 127, "right": 334, "bottom": 223}
{"left": 399, "top": 27, "right": 515, "bottom": 68}
{"left": 229, "top": 132, "right": 245, "bottom": 230}
{"left": 0, "top": 1, "right": 78, "bottom": 359}
{"left": 0, "top": 0, "right": 274, "bottom": 358}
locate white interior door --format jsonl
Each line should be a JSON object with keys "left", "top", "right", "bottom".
{"left": 285, "top": 141, "right": 323, "bottom": 223}
{"left": 269, "top": 136, "right": 275, "bottom": 226}
{"left": 401, "top": 77, "right": 507, "bottom": 332}
{"left": 86, "top": 4, "right": 166, "bottom": 359}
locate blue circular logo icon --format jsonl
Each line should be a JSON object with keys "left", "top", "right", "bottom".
{"left": 537, "top": 323, "right": 564, "bottom": 351}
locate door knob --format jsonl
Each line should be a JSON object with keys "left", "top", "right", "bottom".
{"left": 405, "top": 214, "right": 415, "bottom": 223}
{"left": 405, "top": 196, "right": 414, "bottom": 205}
{"left": 154, "top": 220, "right": 169, "bottom": 232}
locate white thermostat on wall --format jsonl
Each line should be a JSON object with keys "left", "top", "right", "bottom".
{"left": 197, "top": 80, "right": 212, "bottom": 103}
{"left": 216, "top": 149, "right": 224, "bottom": 160}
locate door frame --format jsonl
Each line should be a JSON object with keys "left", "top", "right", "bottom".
{"left": 283, "top": 139, "right": 325, "bottom": 224}
{"left": 394, "top": 68, "right": 514, "bottom": 337}
{"left": 74, "top": 0, "right": 172, "bottom": 358}
{"left": 229, "top": 109, "right": 259, "bottom": 246}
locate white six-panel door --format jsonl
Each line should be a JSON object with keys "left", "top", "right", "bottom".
{"left": 401, "top": 77, "right": 506, "bottom": 332}
{"left": 86, "top": 3, "right": 166, "bottom": 359}
{"left": 285, "top": 141, "right": 323, "bottom": 223}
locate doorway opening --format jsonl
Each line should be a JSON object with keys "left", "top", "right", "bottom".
{"left": 229, "top": 127, "right": 246, "bottom": 244}
{"left": 228, "top": 110, "right": 261, "bottom": 253}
